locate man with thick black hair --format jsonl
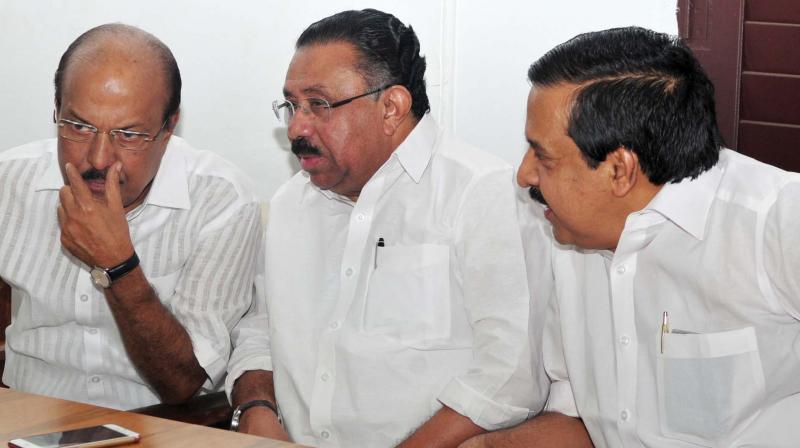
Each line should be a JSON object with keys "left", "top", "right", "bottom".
{"left": 227, "top": 9, "right": 547, "bottom": 448}
{"left": 462, "top": 26, "right": 800, "bottom": 447}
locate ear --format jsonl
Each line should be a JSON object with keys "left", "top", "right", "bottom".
{"left": 164, "top": 110, "right": 181, "bottom": 138}
{"left": 381, "top": 85, "right": 413, "bottom": 136}
{"left": 606, "top": 147, "right": 640, "bottom": 198}
{"left": 53, "top": 97, "right": 62, "bottom": 123}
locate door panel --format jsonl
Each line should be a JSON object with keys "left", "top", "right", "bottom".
{"left": 746, "top": 0, "right": 800, "bottom": 23}
{"left": 738, "top": 122, "right": 800, "bottom": 172}
{"left": 739, "top": 74, "right": 800, "bottom": 124}
{"left": 743, "top": 24, "right": 800, "bottom": 74}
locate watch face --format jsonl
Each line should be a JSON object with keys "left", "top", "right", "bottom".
{"left": 90, "top": 268, "right": 111, "bottom": 288}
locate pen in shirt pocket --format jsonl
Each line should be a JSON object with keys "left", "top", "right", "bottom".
{"left": 374, "top": 237, "right": 385, "bottom": 269}
{"left": 660, "top": 311, "right": 669, "bottom": 354}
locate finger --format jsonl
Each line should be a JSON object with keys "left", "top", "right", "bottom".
{"left": 56, "top": 203, "right": 66, "bottom": 227}
{"left": 105, "top": 162, "right": 124, "bottom": 210}
{"left": 58, "top": 185, "right": 77, "bottom": 213}
{"left": 64, "top": 163, "right": 92, "bottom": 203}
{"left": 56, "top": 204, "right": 74, "bottom": 250}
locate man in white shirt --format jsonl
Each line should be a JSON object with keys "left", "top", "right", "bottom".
{"left": 462, "top": 26, "right": 800, "bottom": 448}
{"left": 0, "top": 24, "right": 261, "bottom": 409}
{"left": 227, "top": 9, "right": 547, "bottom": 447}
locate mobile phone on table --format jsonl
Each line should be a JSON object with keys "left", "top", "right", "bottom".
{"left": 8, "top": 423, "right": 139, "bottom": 448}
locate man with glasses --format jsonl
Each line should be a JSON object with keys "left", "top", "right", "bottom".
{"left": 226, "top": 9, "right": 547, "bottom": 447}
{"left": 0, "top": 24, "right": 261, "bottom": 409}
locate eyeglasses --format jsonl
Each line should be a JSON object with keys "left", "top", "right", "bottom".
{"left": 55, "top": 116, "right": 168, "bottom": 151}
{"left": 272, "top": 85, "right": 391, "bottom": 125}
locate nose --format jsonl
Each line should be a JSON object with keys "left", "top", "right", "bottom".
{"left": 516, "top": 149, "right": 540, "bottom": 188}
{"left": 86, "top": 132, "right": 118, "bottom": 171}
{"left": 286, "top": 106, "right": 315, "bottom": 141}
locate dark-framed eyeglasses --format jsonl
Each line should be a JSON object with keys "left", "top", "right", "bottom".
{"left": 272, "top": 85, "right": 392, "bottom": 125}
{"left": 54, "top": 114, "right": 168, "bottom": 151}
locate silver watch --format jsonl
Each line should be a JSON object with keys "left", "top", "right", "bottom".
{"left": 90, "top": 252, "right": 140, "bottom": 289}
{"left": 230, "top": 399, "right": 280, "bottom": 431}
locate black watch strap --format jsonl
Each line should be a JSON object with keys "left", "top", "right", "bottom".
{"left": 106, "top": 252, "right": 140, "bottom": 283}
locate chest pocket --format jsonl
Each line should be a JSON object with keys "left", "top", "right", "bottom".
{"left": 656, "top": 326, "right": 765, "bottom": 446}
{"left": 362, "top": 243, "right": 451, "bottom": 345}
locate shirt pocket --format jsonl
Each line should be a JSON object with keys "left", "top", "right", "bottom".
{"left": 656, "top": 326, "right": 765, "bottom": 446}
{"left": 362, "top": 243, "right": 450, "bottom": 346}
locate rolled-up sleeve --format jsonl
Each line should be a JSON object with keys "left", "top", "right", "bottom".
{"left": 437, "top": 168, "right": 549, "bottom": 430}
{"left": 542, "top": 287, "right": 579, "bottom": 417}
{"left": 167, "top": 199, "right": 263, "bottom": 390}
{"left": 225, "top": 241, "right": 273, "bottom": 399}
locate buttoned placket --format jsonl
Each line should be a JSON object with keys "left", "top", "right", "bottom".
{"left": 608, "top": 212, "right": 665, "bottom": 446}
{"left": 78, "top": 204, "right": 147, "bottom": 405}
{"left": 75, "top": 267, "right": 105, "bottom": 402}
{"left": 307, "top": 163, "right": 401, "bottom": 446}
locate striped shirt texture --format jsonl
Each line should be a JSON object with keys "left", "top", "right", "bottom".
{"left": 0, "top": 136, "right": 262, "bottom": 409}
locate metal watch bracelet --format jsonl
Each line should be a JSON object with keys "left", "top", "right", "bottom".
{"left": 230, "top": 399, "right": 280, "bottom": 432}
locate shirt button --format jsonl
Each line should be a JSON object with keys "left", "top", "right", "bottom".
{"left": 321, "top": 372, "right": 330, "bottom": 382}
{"left": 91, "top": 376, "right": 100, "bottom": 383}
{"left": 616, "top": 264, "right": 627, "bottom": 274}
{"left": 88, "top": 328, "right": 98, "bottom": 335}
{"left": 80, "top": 295, "right": 89, "bottom": 302}
{"left": 321, "top": 430, "right": 331, "bottom": 439}
{"left": 329, "top": 321, "right": 340, "bottom": 330}
{"left": 620, "top": 409, "right": 630, "bottom": 421}
{"left": 345, "top": 268, "right": 354, "bottom": 276}
{"left": 356, "top": 213, "right": 366, "bottom": 222}
{"left": 619, "top": 335, "right": 631, "bottom": 346}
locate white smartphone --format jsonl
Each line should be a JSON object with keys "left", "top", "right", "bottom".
{"left": 8, "top": 423, "right": 140, "bottom": 448}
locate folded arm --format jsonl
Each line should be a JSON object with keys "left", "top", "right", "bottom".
{"left": 458, "top": 412, "right": 592, "bottom": 448}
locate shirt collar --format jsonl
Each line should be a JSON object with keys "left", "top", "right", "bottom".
{"left": 143, "top": 136, "right": 191, "bottom": 210}
{"left": 35, "top": 144, "right": 64, "bottom": 191}
{"left": 644, "top": 159, "right": 724, "bottom": 241}
{"left": 304, "top": 113, "right": 439, "bottom": 202}
{"left": 392, "top": 113, "right": 438, "bottom": 184}
{"left": 34, "top": 137, "right": 191, "bottom": 211}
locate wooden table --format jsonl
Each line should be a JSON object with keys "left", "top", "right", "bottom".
{"left": 0, "top": 388, "right": 304, "bottom": 447}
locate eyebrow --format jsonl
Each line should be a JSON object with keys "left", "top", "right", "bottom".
{"left": 61, "top": 109, "right": 144, "bottom": 131}
{"left": 283, "top": 84, "right": 330, "bottom": 99}
{"left": 526, "top": 138, "right": 543, "bottom": 150}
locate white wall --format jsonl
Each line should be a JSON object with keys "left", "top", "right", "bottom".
{"left": 0, "top": 0, "right": 677, "bottom": 201}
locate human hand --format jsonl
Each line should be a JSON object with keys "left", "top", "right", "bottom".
{"left": 57, "top": 162, "right": 134, "bottom": 268}
{"left": 458, "top": 435, "right": 489, "bottom": 448}
{"left": 237, "top": 407, "right": 290, "bottom": 441}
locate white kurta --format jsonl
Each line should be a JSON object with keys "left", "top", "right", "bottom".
{"left": 228, "top": 115, "right": 548, "bottom": 447}
{"left": 538, "top": 149, "right": 800, "bottom": 447}
{"left": 0, "top": 137, "right": 262, "bottom": 409}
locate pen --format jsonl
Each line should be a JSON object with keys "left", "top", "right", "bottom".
{"left": 660, "top": 311, "right": 669, "bottom": 354}
{"left": 374, "top": 237, "right": 385, "bottom": 269}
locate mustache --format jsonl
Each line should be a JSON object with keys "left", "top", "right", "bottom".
{"left": 528, "top": 187, "right": 548, "bottom": 207}
{"left": 291, "top": 138, "right": 322, "bottom": 157}
{"left": 82, "top": 168, "right": 108, "bottom": 181}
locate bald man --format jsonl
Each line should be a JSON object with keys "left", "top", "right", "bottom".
{"left": 0, "top": 24, "right": 261, "bottom": 409}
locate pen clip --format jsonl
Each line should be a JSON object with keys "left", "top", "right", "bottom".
{"left": 374, "top": 237, "right": 385, "bottom": 269}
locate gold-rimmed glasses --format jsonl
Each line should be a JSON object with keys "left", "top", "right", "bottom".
{"left": 55, "top": 115, "right": 168, "bottom": 151}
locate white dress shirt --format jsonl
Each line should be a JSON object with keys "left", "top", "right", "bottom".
{"left": 0, "top": 137, "right": 262, "bottom": 409}
{"left": 535, "top": 149, "right": 800, "bottom": 447}
{"left": 227, "top": 115, "right": 547, "bottom": 447}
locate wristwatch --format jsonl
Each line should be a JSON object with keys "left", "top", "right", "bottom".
{"left": 90, "top": 252, "right": 140, "bottom": 289}
{"left": 230, "top": 399, "right": 280, "bottom": 432}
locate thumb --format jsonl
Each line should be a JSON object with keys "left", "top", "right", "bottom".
{"left": 105, "top": 162, "right": 123, "bottom": 209}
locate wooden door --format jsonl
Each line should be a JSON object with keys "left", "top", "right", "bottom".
{"left": 678, "top": 0, "right": 800, "bottom": 172}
